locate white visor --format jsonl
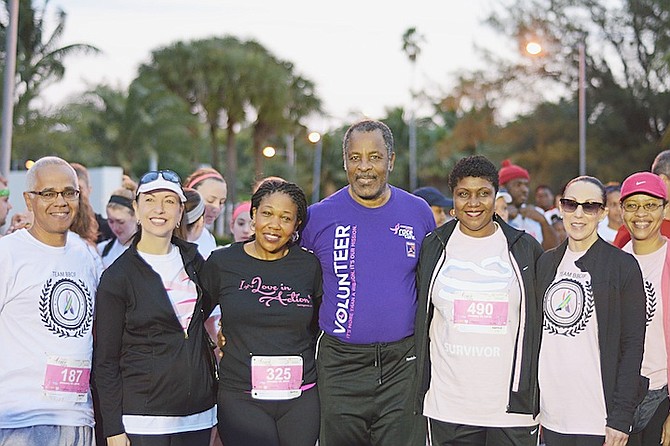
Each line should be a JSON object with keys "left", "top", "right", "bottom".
{"left": 137, "top": 177, "right": 187, "bottom": 203}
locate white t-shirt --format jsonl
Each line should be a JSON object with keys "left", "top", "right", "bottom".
{"left": 97, "top": 238, "right": 131, "bottom": 270}
{"left": 123, "top": 245, "right": 216, "bottom": 434}
{"left": 539, "top": 248, "right": 607, "bottom": 435}
{"left": 597, "top": 218, "right": 618, "bottom": 244}
{"left": 624, "top": 241, "right": 668, "bottom": 390}
{"left": 423, "top": 223, "right": 536, "bottom": 427}
{"left": 193, "top": 228, "right": 217, "bottom": 259}
{"left": 0, "top": 229, "right": 98, "bottom": 428}
{"left": 509, "top": 213, "right": 544, "bottom": 244}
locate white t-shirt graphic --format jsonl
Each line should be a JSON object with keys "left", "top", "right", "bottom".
{"left": 0, "top": 229, "right": 98, "bottom": 428}
{"left": 539, "top": 248, "right": 606, "bottom": 435}
{"left": 424, "top": 223, "right": 536, "bottom": 427}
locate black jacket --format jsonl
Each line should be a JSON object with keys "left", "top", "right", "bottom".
{"left": 413, "top": 216, "right": 544, "bottom": 417}
{"left": 536, "top": 237, "right": 647, "bottom": 434}
{"left": 93, "top": 236, "right": 216, "bottom": 438}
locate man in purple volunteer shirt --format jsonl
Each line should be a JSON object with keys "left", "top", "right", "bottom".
{"left": 302, "top": 119, "right": 435, "bottom": 446}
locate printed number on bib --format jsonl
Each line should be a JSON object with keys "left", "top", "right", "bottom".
{"left": 251, "top": 355, "right": 303, "bottom": 400}
{"left": 43, "top": 356, "right": 91, "bottom": 403}
{"left": 452, "top": 291, "right": 509, "bottom": 334}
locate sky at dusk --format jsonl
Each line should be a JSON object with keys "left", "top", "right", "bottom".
{"left": 43, "top": 0, "right": 511, "bottom": 130}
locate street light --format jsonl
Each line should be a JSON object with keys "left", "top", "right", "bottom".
{"left": 526, "top": 41, "right": 586, "bottom": 176}
{"left": 262, "top": 146, "right": 277, "bottom": 158}
{"left": 308, "top": 132, "right": 322, "bottom": 204}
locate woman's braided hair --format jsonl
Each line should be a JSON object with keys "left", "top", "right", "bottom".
{"left": 251, "top": 180, "right": 308, "bottom": 235}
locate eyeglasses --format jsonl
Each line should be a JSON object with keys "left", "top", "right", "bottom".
{"left": 28, "top": 189, "right": 80, "bottom": 202}
{"left": 559, "top": 198, "right": 604, "bottom": 215}
{"left": 139, "top": 170, "right": 182, "bottom": 185}
{"left": 622, "top": 201, "right": 665, "bottom": 213}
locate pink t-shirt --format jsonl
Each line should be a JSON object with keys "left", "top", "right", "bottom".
{"left": 624, "top": 241, "right": 668, "bottom": 390}
{"left": 539, "top": 248, "right": 606, "bottom": 435}
{"left": 423, "top": 223, "right": 536, "bottom": 427}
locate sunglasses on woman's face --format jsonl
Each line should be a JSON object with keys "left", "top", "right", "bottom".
{"left": 139, "top": 170, "right": 182, "bottom": 185}
{"left": 559, "top": 198, "right": 604, "bottom": 215}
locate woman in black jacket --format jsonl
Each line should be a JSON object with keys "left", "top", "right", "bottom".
{"left": 94, "top": 170, "right": 216, "bottom": 446}
{"left": 537, "top": 175, "right": 646, "bottom": 446}
{"left": 414, "top": 155, "right": 544, "bottom": 445}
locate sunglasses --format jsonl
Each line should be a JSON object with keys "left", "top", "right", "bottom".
{"left": 559, "top": 198, "right": 604, "bottom": 215}
{"left": 139, "top": 170, "right": 182, "bottom": 186}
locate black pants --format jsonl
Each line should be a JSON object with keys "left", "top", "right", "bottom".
{"left": 126, "top": 428, "right": 211, "bottom": 446}
{"left": 316, "top": 332, "right": 425, "bottom": 446}
{"left": 217, "top": 385, "right": 319, "bottom": 446}
{"left": 427, "top": 419, "right": 539, "bottom": 446}
{"left": 542, "top": 428, "right": 605, "bottom": 446}
{"left": 628, "top": 396, "right": 670, "bottom": 446}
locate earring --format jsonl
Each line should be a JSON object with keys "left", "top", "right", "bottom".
{"left": 449, "top": 208, "right": 456, "bottom": 217}
{"left": 291, "top": 231, "right": 300, "bottom": 243}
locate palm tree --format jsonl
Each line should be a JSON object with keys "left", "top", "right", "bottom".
{"left": 401, "top": 27, "right": 425, "bottom": 190}
{"left": 246, "top": 42, "right": 322, "bottom": 180}
{"left": 0, "top": 0, "right": 99, "bottom": 123}
{"left": 65, "top": 78, "right": 199, "bottom": 176}
{"left": 142, "top": 36, "right": 252, "bottom": 205}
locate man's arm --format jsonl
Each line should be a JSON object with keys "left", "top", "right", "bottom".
{"left": 520, "top": 206, "right": 559, "bottom": 250}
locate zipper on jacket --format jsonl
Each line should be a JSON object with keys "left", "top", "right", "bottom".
{"left": 507, "top": 250, "right": 525, "bottom": 394}
{"left": 414, "top": 234, "right": 447, "bottom": 415}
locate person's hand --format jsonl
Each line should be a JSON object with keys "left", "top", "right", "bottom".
{"left": 107, "top": 433, "right": 131, "bottom": 446}
{"left": 661, "top": 413, "right": 670, "bottom": 446}
{"left": 604, "top": 426, "right": 628, "bottom": 446}
{"left": 7, "top": 212, "right": 32, "bottom": 233}
{"left": 217, "top": 319, "right": 226, "bottom": 353}
{"left": 519, "top": 205, "right": 545, "bottom": 223}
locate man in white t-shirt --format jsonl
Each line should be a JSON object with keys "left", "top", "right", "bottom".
{"left": 499, "top": 159, "right": 559, "bottom": 250}
{"left": 0, "top": 157, "right": 98, "bottom": 446}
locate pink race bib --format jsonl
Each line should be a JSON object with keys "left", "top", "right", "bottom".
{"left": 452, "top": 292, "right": 509, "bottom": 334}
{"left": 43, "top": 356, "right": 91, "bottom": 403}
{"left": 251, "top": 356, "right": 303, "bottom": 400}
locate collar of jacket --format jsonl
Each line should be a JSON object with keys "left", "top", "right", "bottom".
{"left": 432, "top": 213, "right": 526, "bottom": 249}
{"left": 545, "top": 236, "right": 609, "bottom": 273}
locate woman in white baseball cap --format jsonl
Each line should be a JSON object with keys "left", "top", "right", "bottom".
{"left": 94, "top": 169, "right": 217, "bottom": 446}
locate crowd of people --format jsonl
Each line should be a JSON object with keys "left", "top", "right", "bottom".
{"left": 0, "top": 119, "right": 669, "bottom": 446}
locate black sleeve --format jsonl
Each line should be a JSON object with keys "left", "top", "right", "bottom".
{"left": 92, "top": 269, "right": 128, "bottom": 439}
{"left": 607, "top": 255, "right": 647, "bottom": 433}
{"left": 191, "top": 250, "right": 215, "bottom": 318}
{"left": 200, "top": 251, "right": 223, "bottom": 320}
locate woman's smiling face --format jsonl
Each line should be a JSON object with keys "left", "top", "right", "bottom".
{"left": 453, "top": 176, "right": 496, "bottom": 238}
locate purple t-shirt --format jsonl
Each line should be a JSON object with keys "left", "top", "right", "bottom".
{"left": 301, "top": 186, "right": 435, "bottom": 344}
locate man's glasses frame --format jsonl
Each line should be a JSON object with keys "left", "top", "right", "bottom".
{"left": 27, "top": 189, "right": 80, "bottom": 202}
{"left": 559, "top": 198, "right": 604, "bottom": 215}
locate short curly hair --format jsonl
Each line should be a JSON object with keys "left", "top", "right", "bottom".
{"left": 448, "top": 155, "right": 499, "bottom": 193}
